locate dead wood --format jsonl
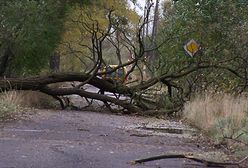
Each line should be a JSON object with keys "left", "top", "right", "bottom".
{"left": 0, "top": 63, "right": 231, "bottom": 114}
{"left": 40, "top": 86, "right": 140, "bottom": 113}
{"left": 0, "top": 72, "right": 140, "bottom": 112}
{"left": 130, "top": 153, "right": 248, "bottom": 167}
{"left": 0, "top": 72, "right": 130, "bottom": 94}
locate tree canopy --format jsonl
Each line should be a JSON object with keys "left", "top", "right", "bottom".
{"left": 0, "top": 0, "right": 67, "bottom": 75}
{"left": 157, "top": 0, "right": 248, "bottom": 93}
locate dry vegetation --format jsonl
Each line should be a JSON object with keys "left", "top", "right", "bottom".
{"left": 183, "top": 93, "right": 248, "bottom": 155}
{"left": 0, "top": 91, "right": 57, "bottom": 119}
{"left": 0, "top": 91, "right": 23, "bottom": 118}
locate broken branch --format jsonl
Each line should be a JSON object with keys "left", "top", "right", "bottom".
{"left": 131, "top": 153, "right": 248, "bottom": 167}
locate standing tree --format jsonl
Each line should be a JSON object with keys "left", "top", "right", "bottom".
{"left": 150, "top": 0, "right": 159, "bottom": 64}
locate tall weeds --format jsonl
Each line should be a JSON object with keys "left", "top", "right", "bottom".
{"left": 0, "top": 91, "right": 22, "bottom": 118}
{"left": 0, "top": 90, "right": 57, "bottom": 119}
{"left": 183, "top": 94, "right": 248, "bottom": 144}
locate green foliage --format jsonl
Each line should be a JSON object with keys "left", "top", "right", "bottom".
{"left": 211, "top": 115, "right": 248, "bottom": 155}
{"left": 0, "top": 0, "right": 66, "bottom": 75}
{"left": 158, "top": 0, "right": 248, "bottom": 92}
{"left": 212, "top": 117, "right": 248, "bottom": 141}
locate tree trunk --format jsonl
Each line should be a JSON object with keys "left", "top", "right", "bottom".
{"left": 0, "top": 63, "right": 215, "bottom": 113}
{"left": 0, "top": 44, "right": 13, "bottom": 76}
{"left": 50, "top": 52, "right": 60, "bottom": 73}
{"left": 0, "top": 72, "right": 139, "bottom": 113}
{"left": 150, "top": 0, "right": 159, "bottom": 64}
{"left": 143, "top": 0, "right": 151, "bottom": 52}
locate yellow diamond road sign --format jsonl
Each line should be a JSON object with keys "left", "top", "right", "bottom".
{"left": 184, "top": 39, "right": 200, "bottom": 57}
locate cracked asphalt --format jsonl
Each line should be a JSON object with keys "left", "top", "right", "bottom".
{"left": 0, "top": 110, "right": 227, "bottom": 168}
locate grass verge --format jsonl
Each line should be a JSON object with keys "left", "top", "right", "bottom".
{"left": 183, "top": 93, "right": 248, "bottom": 156}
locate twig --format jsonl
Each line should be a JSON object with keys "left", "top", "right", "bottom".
{"left": 238, "top": 155, "right": 248, "bottom": 165}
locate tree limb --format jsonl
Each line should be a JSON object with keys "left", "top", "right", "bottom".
{"left": 131, "top": 153, "right": 248, "bottom": 167}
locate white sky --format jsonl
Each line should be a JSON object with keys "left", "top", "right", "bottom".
{"left": 128, "top": 0, "right": 166, "bottom": 16}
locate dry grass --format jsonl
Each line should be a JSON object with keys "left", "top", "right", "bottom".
{"left": 183, "top": 94, "right": 248, "bottom": 142}
{"left": 0, "top": 91, "right": 23, "bottom": 118}
{"left": 0, "top": 90, "right": 58, "bottom": 119}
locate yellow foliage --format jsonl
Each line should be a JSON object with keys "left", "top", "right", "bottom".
{"left": 57, "top": 0, "right": 139, "bottom": 72}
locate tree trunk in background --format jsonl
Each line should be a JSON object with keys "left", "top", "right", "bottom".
{"left": 142, "top": 0, "right": 152, "bottom": 79}
{"left": 0, "top": 44, "right": 13, "bottom": 76}
{"left": 145, "top": 0, "right": 150, "bottom": 39}
{"left": 50, "top": 52, "right": 60, "bottom": 73}
{"left": 150, "top": 0, "right": 159, "bottom": 65}
{"left": 142, "top": 4, "right": 146, "bottom": 41}
{"left": 143, "top": 0, "right": 151, "bottom": 52}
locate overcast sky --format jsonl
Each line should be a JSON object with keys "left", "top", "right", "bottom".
{"left": 128, "top": 0, "right": 166, "bottom": 16}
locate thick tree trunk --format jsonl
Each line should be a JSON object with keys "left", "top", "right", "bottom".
{"left": 0, "top": 73, "right": 129, "bottom": 92}
{"left": 0, "top": 72, "right": 139, "bottom": 113}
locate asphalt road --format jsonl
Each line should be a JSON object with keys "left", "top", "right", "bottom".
{"left": 0, "top": 110, "right": 227, "bottom": 168}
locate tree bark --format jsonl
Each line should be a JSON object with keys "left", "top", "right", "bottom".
{"left": 0, "top": 73, "right": 130, "bottom": 93}
{"left": 150, "top": 0, "right": 159, "bottom": 64}
{"left": 0, "top": 72, "right": 139, "bottom": 113}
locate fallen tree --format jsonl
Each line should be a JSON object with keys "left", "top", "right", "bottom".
{"left": 0, "top": 72, "right": 137, "bottom": 112}
{"left": 1, "top": 3, "right": 248, "bottom": 114}
{"left": 0, "top": 63, "right": 234, "bottom": 113}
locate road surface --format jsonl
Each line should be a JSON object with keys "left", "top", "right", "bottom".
{"left": 0, "top": 110, "right": 231, "bottom": 168}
